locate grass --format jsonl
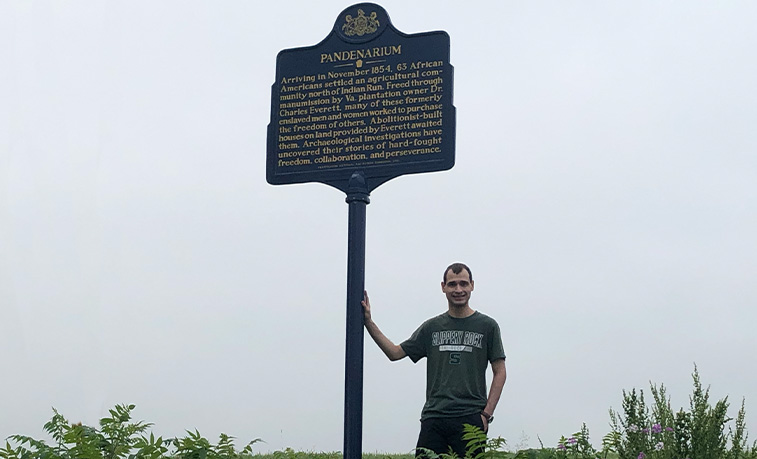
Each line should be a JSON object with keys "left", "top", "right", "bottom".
{"left": 3, "top": 366, "right": 755, "bottom": 459}
{"left": 249, "top": 454, "right": 414, "bottom": 459}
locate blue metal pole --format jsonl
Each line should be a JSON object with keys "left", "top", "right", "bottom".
{"left": 343, "top": 171, "right": 369, "bottom": 459}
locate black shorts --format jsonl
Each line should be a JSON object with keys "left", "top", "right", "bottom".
{"left": 415, "top": 413, "right": 486, "bottom": 458}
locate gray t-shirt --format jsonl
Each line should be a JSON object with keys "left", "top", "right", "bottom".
{"left": 400, "top": 311, "right": 506, "bottom": 420}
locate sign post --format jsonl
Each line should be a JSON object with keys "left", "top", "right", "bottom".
{"left": 343, "top": 171, "right": 369, "bottom": 457}
{"left": 267, "top": 4, "right": 455, "bottom": 457}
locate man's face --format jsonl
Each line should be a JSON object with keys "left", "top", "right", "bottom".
{"left": 441, "top": 269, "right": 474, "bottom": 308}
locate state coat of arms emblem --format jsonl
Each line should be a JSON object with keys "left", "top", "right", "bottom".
{"left": 342, "top": 9, "right": 379, "bottom": 37}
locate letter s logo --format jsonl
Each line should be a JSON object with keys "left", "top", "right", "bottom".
{"left": 449, "top": 353, "right": 461, "bottom": 365}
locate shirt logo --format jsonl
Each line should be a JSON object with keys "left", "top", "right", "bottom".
{"left": 432, "top": 331, "right": 484, "bottom": 351}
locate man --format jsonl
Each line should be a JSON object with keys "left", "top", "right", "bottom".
{"left": 362, "top": 262, "right": 507, "bottom": 457}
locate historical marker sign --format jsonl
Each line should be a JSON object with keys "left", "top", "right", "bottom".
{"left": 267, "top": 2, "right": 455, "bottom": 193}
{"left": 266, "top": 5, "right": 454, "bottom": 458}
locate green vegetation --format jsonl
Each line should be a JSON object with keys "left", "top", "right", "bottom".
{"left": 0, "top": 404, "right": 260, "bottom": 459}
{"left": 3, "top": 367, "right": 755, "bottom": 459}
{"left": 604, "top": 366, "right": 756, "bottom": 459}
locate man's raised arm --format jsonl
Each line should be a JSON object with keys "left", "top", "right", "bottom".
{"left": 362, "top": 291, "right": 406, "bottom": 361}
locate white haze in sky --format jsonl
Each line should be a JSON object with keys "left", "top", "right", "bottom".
{"left": 2, "top": 0, "right": 756, "bottom": 454}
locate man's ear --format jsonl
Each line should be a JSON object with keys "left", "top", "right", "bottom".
{"left": 440, "top": 281, "right": 446, "bottom": 291}
{"left": 470, "top": 280, "right": 475, "bottom": 291}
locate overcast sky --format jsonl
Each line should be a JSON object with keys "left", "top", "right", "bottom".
{"left": 2, "top": 0, "right": 756, "bottom": 454}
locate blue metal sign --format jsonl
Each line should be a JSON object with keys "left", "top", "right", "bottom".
{"left": 267, "top": 3, "right": 455, "bottom": 193}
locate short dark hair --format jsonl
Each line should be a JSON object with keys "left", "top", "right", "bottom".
{"left": 443, "top": 262, "right": 473, "bottom": 283}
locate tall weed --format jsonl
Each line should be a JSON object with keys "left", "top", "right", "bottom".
{"left": 608, "top": 365, "right": 757, "bottom": 459}
{"left": 0, "top": 404, "right": 260, "bottom": 459}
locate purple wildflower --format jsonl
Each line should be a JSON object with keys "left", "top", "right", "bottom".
{"left": 628, "top": 424, "right": 640, "bottom": 433}
{"left": 652, "top": 423, "right": 662, "bottom": 434}
{"left": 655, "top": 442, "right": 664, "bottom": 451}
{"left": 637, "top": 452, "right": 646, "bottom": 459}
{"left": 557, "top": 443, "right": 566, "bottom": 451}
{"left": 567, "top": 437, "right": 578, "bottom": 445}
{"left": 642, "top": 428, "right": 650, "bottom": 434}
{"left": 665, "top": 426, "right": 674, "bottom": 432}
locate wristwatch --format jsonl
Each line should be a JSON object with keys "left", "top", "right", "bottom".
{"left": 482, "top": 411, "right": 494, "bottom": 423}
